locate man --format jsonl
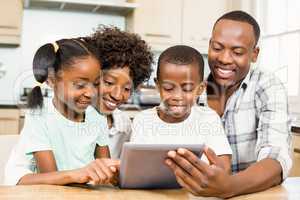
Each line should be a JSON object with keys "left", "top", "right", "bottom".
{"left": 165, "top": 10, "right": 292, "bottom": 198}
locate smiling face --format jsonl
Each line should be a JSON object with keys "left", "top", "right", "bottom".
{"left": 208, "top": 19, "right": 259, "bottom": 88}
{"left": 98, "top": 66, "right": 132, "bottom": 114}
{"left": 156, "top": 62, "right": 204, "bottom": 123}
{"left": 52, "top": 56, "right": 100, "bottom": 117}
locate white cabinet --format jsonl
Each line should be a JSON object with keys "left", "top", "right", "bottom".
{"left": 0, "top": 0, "right": 23, "bottom": 45}
{"left": 127, "top": 0, "right": 182, "bottom": 51}
{"left": 24, "top": 0, "right": 138, "bottom": 15}
{"left": 182, "top": 0, "right": 230, "bottom": 53}
{"left": 127, "top": 0, "right": 231, "bottom": 52}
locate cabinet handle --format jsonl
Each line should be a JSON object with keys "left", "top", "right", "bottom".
{"left": 0, "top": 118, "right": 19, "bottom": 120}
{"left": 0, "top": 25, "right": 17, "bottom": 29}
{"left": 145, "top": 33, "right": 170, "bottom": 38}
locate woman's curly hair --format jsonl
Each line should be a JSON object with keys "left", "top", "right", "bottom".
{"left": 87, "top": 26, "right": 154, "bottom": 89}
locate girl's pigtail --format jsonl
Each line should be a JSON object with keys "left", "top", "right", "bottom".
{"left": 27, "top": 43, "right": 57, "bottom": 109}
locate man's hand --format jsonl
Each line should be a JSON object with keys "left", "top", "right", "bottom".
{"left": 165, "top": 147, "right": 234, "bottom": 198}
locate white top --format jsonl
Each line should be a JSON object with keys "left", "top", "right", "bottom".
{"left": 4, "top": 99, "right": 109, "bottom": 185}
{"left": 131, "top": 106, "right": 232, "bottom": 157}
{"left": 107, "top": 109, "right": 132, "bottom": 159}
{"left": 90, "top": 108, "right": 132, "bottom": 159}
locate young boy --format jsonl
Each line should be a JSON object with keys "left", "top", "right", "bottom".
{"left": 130, "top": 45, "right": 232, "bottom": 171}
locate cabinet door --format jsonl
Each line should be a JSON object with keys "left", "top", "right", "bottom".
{"left": 127, "top": 0, "right": 182, "bottom": 50}
{"left": 290, "top": 133, "right": 300, "bottom": 177}
{"left": 182, "top": 0, "right": 230, "bottom": 53}
{"left": 0, "top": 0, "right": 22, "bottom": 29}
{"left": 0, "top": 109, "right": 20, "bottom": 135}
{"left": 0, "top": 0, "right": 23, "bottom": 45}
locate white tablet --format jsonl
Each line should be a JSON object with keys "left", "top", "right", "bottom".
{"left": 119, "top": 143, "right": 204, "bottom": 189}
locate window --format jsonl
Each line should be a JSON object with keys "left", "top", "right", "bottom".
{"left": 255, "top": 0, "right": 300, "bottom": 98}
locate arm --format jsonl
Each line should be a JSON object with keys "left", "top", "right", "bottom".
{"left": 228, "top": 158, "right": 282, "bottom": 196}
{"left": 18, "top": 170, "right": 77, "bottom": 185}
{"left": 233, "top": 74, "right": 293, "bottom": 194}
{"left": 18, "top": 150, "right": 80, "bottom": 185}
{"left": 19, "top": 149, "right": 118, "bottom": 185}
{"left": 166, "top": 75, "right": 292, "bottom": 198}
{"left": 34, "top": 151, "right": 57, "bottom": 173}
{"left": 18, "top": 156, "right": 120, "bottom": 185}
{"left": 166, "top": 148, "right": 279, "bottom": 197}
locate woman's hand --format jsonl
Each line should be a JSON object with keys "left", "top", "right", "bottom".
{"left": 165, "top": 147, "right": 234, "bottom": 198}
{"left": 71, "top": 158, "right": 120, "bottom": 185}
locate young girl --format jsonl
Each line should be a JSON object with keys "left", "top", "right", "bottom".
{"left": 5, "top": 38, "right": 118, "bottom": 185}
{"left": 85, "top": 26, "right": 153, "bottom": 158}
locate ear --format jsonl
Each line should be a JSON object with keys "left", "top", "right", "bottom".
{"left": 154, "top": 78, "right": 160, "bottom": 90}
{"left": 251, "top": 46, "right": 260, "bottom": 63}
{"left": 46, "top": 71, "right": 55, "bottom": 89}
{"left": 196, "top": 81, "right": 206, "bottom": 96}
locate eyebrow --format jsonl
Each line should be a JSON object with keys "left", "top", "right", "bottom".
{"left": 161, "top": 81, "right": 195, "bottom": 85}
{"left": 73, "top": 76, "right": 100, "bottom": 82}
{"left": 211, "top": 40, "right": 247, "bottom": 49}
{"left": 232, "top": 46, "right": 247, "bottom": 50}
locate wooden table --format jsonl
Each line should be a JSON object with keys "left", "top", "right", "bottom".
{"left": 0, "top": 177, "right": 299, "bottom": 200}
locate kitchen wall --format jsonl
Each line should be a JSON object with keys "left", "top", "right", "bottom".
{"left": 0, "top": 8, "right": 125, "bottom": 105}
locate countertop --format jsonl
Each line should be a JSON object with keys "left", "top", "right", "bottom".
{"left": 0, "top": 177, "right": 300, "bottom": 200}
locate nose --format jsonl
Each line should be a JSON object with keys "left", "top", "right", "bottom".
{"left": 110, "top": 86, "right": 123, "bottom": 102}
{"left": 83, "top": 84, "right": 97, "bottom": 99}
{"left": 172, "top": 88, "right": 184, "bottom": 102}
{"left": 217, "top": 50, "right": 233, "bottom": 65}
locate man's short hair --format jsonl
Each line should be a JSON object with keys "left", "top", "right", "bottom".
{"left": 214, "top": 10, "right": 260, "bottom": 46}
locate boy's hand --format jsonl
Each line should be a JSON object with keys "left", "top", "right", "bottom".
{"left": 71, "top": 158, "right": 120, "bottom": 185}
{"left": 165, "top": 147, "right": 234, "bottom": 198}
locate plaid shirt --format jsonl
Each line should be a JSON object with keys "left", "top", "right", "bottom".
{"left": 199, "top": 67, "right": 292, "bottom": 179}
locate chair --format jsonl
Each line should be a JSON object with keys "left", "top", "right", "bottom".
{"left": 0, "top": 135, "right": 19, "bottom": 184}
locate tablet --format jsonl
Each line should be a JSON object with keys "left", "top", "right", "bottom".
{"left": 119, "top": 143, "right": 204, "bottom": 189}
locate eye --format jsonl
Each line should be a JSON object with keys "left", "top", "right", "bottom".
{"left": 73, "top": 82, "right": 87, "bottom": 89}
{"left": 163, "top": 86, "right": 174, "bottom": 91}
{"left": 233, "top": 51, "right": 244, "bottom": 56}
{"left": 211, "top": 43, "right": 222, "bottom": 51}
{"left": 104, "top": 80, "right": 114, "bottom": 86}
{"left": 182, "top": 85, "right": 194, "bottom": 92}
{"left": 124, "top": 86, "right": 132, "bottom": 92}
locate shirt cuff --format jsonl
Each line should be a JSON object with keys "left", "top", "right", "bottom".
{"left": 257, "top": 146, "right": 292, "bottom": 180}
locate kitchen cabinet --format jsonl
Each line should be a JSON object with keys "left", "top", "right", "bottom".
{"left": 126, "top": 0, "right": 182, "bottom": 51}
{"left": 126, "top": 0, "right": 231, "bottom": 52}
{"left": 24, "top": 0, "right": 138, "bottom": 15}
{"left": 0, "top": 108, "right": 21, "bottom": 135}
{"left": 182, "top": 0, "right": 230, "bottom": 53}
{"left": 290, "top": 132, "right": 300, "bottom": 177}
{"left": 0, "top": 0, "right": 23, "bottom": 45}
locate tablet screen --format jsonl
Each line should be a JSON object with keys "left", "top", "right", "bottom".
{"left": 119, "top": 143, "right": 204, "bottom": 189}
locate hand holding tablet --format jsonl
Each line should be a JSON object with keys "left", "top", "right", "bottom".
{"left": 119, "top": 143, "right": 204, "bottom": 189}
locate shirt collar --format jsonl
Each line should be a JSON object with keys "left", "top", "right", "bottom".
{"left": 199, "top": 67, "right": 254, "bottom": 106}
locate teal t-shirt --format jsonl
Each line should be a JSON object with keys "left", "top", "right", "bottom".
{"left": 23, "top": 98, "right": 109, "bottom": 171}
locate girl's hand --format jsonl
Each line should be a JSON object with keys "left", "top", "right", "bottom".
{"left": 71, "top": 158, "right": 120, "bottom": 185}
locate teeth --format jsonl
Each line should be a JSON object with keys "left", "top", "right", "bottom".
{"left": 218, "top": 68, "right": 233, "bottom": 74}
{"left": 106, "top": 101, "right": 117, "bottom": 107}
{"left": 170, "top": 106, "right": 185, "bottom": 112}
